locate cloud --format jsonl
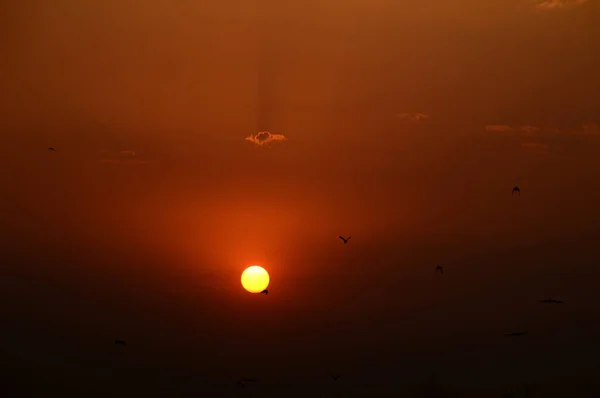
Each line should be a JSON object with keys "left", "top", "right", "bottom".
{"left": 119, "top": 150, "right": 136, "bottom": 157}
{"left": 518, "top": 125, "right": 541, "bottom": 135}
{"left": 486, "top": 122, "right": 598, "bottom": 155}
{"left": 487, "top": 122, "right": 600, "bottom": 139}
{"left": 487, "top": 125, "right": 552, "bottom": 154}
{"left": 582, "top": 123, "right": 600, "bottom": 135}
{"left": 245, "top": 131, "right": 286, "bottom": 147}
{"left": 485, "top": 124, "right": 543, "bottom": 135}
{"left": 535, "top": 0, "right": 587, "bottom": 10}
{"left": 572, "top": 123, "right": 600, "bottom": 136}
{"left": 397, "top": 112, "right": 430, "bottom": 122}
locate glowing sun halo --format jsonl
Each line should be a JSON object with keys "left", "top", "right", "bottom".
{"left": 241, "top": 266, "right": 270, "bottom": 293}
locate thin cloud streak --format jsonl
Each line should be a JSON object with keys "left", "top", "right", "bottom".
{"left": 519, "top": 125, "right": 541, "bottom": 135}
{"left": 119, "top": 150, "right": 137, "bottom": 157}
{"left": 535, "top": 0, "right": 587, "bottom": 10}
{"left": 486, "top": 122, "right": 599, "bottom": 155}
{"left": 572, "top": 123, "right": 600, "bottom": 136}
{"left": 485, "top": 124, "right": 546, "bottom": 135}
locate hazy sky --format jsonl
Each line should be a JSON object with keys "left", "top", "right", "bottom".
{"left": 1, "top": 0, "right": 600, "bottom": 396}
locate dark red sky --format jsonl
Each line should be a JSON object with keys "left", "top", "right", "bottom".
{"left": 1, "top": 0, "right": 600, "bottom": 396}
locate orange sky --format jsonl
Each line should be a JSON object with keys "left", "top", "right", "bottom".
{"left": 1, "top": 0, "right": 600, "bottom": 396}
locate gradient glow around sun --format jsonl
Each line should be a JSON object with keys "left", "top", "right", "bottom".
{"left": 241, "top": 265, "right": 270, "bottom": 293}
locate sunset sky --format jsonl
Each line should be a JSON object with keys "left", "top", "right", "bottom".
{"left": 1, "top": 0, "right": 600, "bottom": 396}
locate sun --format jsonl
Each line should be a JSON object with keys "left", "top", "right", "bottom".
{"left": 241, "top": 265, "right": 270, "bottom": 293}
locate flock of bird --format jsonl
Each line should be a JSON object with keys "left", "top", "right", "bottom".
{"left": 48, "top": 147, "right": 563, "bottom": 396}
{"left": 234, "top": 185, "right": 561, "bottom": 396}
{"left": 336, "top": 200, "right": 564, "bottom": 341}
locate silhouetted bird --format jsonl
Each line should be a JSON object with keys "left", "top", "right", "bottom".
{"left": 512, "top": 186, "right": 520, "bottom": 196}
{"left": 115, "top": 340, "right": 126, "bottom": 345}
{"left": 237, "top": 378, "right": 258, "bottom": 388}
{"left": 505, "top": 332, "right": 527, "bottom": 337}
{"left": 261, "top": 289, "right": 268, "bottom": 295}
{"left": 330, "top": 374, "right": 341, "bottom": 381}
{"left": 48, "top": 147, "right": 56, "bottom": 152}
{"left": 339, "top": 236, "right": 351, "bottom": 244}
{"left": 436, "top": 265, "right": 443, "bottom": 274}
{"left": 540, "top": 299, "right": 563, "bottom": 304}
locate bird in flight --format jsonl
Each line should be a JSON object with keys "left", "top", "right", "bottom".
{"left": 435, "top": 265, "right": 443, "bottom": 274}
{"left": 48, "top": 147, "right": 56, "bottom": 152}
{"left": 339, "top": 236, "right": 351, "bottom": 244}
{"left": 114, "top": 340, "right": 126, "bottom": 345}
{"left": 540, "top": 299, "right": 563, "bottom": 304}
{"left": 512, "top": 186, "right": 520, "bottom": 196}
{"left": 330, "top": 374, "right": 341, "bottom": 381}
{"left": 505, "top": 332, "right": 527, "bottom": 337}
{"left": 261, "top": 289, "right": 268, "bottom": 295}
{"left": 237, "top": 378, "right": 258, "bottom": 388}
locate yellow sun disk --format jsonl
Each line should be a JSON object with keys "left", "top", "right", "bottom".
{"left": 241, "top": 266, "right": 270, "bottom": 293}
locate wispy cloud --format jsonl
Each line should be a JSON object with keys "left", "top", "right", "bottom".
{"left": 535, "top": 0, "right": 587, "bottom": 10}
{"left": 487, "top": 122, "right": 599, "bottom": 155}
{"left": 518, "top": 125, "right": 541, "bottom": 135}
{"left": 245, "top": 131, "right": 286, "bottom": 147}
{"left": 571, "top": 123, "right": 600, "bottom": 136}
{"left": 119, "top": 150, "right": 136, "bottom": 157}
{"left": 487, "top": 124, "right": 552, "bottom": 154}
{"left": 397, "top": 112, "right": 430, "bottom": 122}
{"left": 487, "top": 122, "right": 600, "bottom": 138}
{"left": 485, "top": 124, "right": 544, "bottom": 135}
